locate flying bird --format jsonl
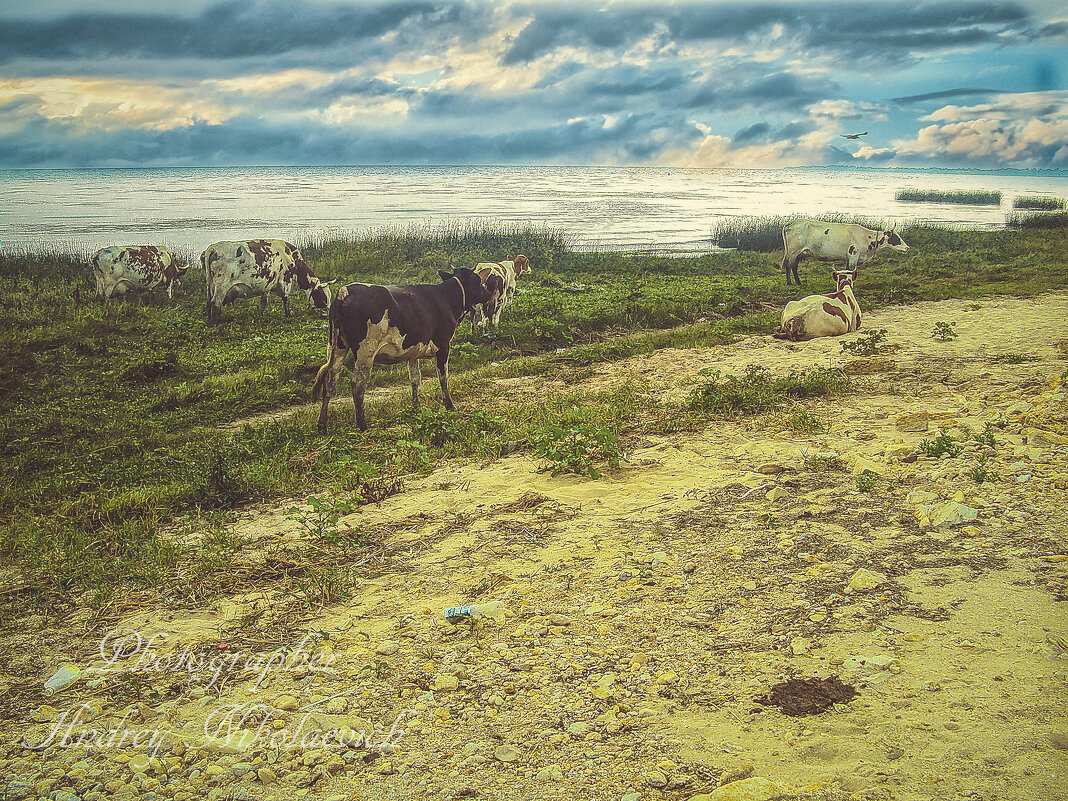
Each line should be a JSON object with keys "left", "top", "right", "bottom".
{"left": 841, "top": 131, "right": 868, "bottom": 140}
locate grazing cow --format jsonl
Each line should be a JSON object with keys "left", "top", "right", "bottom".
{"left": 774, "top": 268, "right": 861, "bottom": 341}
{"left": 203, "top": 239, "right": 331, "bottom": 325}
{"left": 93, "top": 245, "right": 186, "bottom": 300}
{"left": 471, "top": 254, "right": 531, "bottom": 330}
{"left": 781, "top": 219, "right": 909, "bottom": 285}
{"left": 311, "top": 268, "right": 493, "bottom": 432}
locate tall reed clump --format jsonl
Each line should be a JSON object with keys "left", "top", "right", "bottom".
{"left": 1006, "top": 211, "right": 1068, "bottom": 229}
{"left": 1012, "top": 196, "right": 1065, "bottom": 211}
{"left": 894, "top": 188, "right": 1002, "bottom": 205}
{"left": 709, "top": 214, "right": 899, "bottom": 252}
{"left": 300, "top": 221, "right": 573, "bottom": 284}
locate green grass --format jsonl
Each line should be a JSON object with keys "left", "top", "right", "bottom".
{"left": 895, "top": 188, "right": 1003, "bottom": 205}
{"left": 2, "top": 216, "right": 1067, "bottom": 616}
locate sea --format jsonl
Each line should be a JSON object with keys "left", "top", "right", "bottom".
{"left": 1, "top": 165, "right": 1065, "bottom": 258}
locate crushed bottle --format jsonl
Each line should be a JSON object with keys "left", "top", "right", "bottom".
{"left": 443, "top": 600, "right": 505, "bottom": 625}
{"left": 43, "top": 664, "right": 82, "bottom": 696}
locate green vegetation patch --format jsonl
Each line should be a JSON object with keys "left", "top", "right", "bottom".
{"left": 895, "top": 188, "right": 1002, "bottom": 205}
{"left": 1012, "top": 196, "right": 1065, "bottom": 211}
{"left": 686, "top": 365, "right": 851, "bottom": 417}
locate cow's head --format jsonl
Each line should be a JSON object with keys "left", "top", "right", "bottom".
{"left": 833, "top": 268, "right": 857, "bottom": 291}
{"left": 309, "top": 279, "right": 333, "bottom": 316}
{"left": 440, "top": 267, "right": 491, "bottom": 313}
{"left": 509, "top": 254, "right": 531, "bottom": 276}
{"left": 882, "top": 228, "right": 910, "bottom": 253}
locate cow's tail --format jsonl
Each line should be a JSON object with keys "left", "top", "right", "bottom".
{"left": 310, "top": 302, "right": 343, "bottom": 402}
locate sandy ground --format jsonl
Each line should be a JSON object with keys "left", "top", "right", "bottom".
{"left": 4, "top": 291, "right": 1068, "bottom": 801}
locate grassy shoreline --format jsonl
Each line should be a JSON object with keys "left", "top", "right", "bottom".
{"left": 2, "top": 218, "right": 1067, "bottom": 617}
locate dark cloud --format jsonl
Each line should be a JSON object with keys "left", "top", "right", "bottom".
{"left": 0, "top": 1, "right": 483, "bottom": 66}
{"left": 504, "top": 1, "right": 1040, "bottom": 65}
{"left": 733, "top": 122, "right": 771, "bottom": 144}
{"left": 892, "top": 88, "right": 1001, "bottom": 103}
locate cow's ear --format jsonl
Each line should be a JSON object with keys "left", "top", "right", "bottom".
{"left": 438, "top": 270, "right": 453, "bottom": 282}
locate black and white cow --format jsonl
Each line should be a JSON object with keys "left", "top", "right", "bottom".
{"left": 781, "top": 219, "right": 909, "bottom": 285}
{"left": 311, "top": 268, "right": 493, "bottom": 432}
{"left": 203, "top": 239, "right": 331, "bottom": 324}
{"left": 93, "top": 245, "right": 186, "bottom": 300}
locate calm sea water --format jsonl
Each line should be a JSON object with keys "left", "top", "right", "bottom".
{"left": 1, "top": 165, "right": 1065, "bottom": 257}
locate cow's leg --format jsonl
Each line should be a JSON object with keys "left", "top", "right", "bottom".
{"left": 281, "top": 286, "right": 292, "bottom": 318}
{"left": 408, "top": 359, "right": 422, "bottom": 409}
{"left": 781, "top": 253, "right": 794, "bottom": 286}
{"left": 259, "top": 295, "right": 269, "bottom": 314}
{"left": 436, "top": 348, "right": 454, "bottom": 411}
{"left": 350, "top": 363, "right": 371, "bottom": 431}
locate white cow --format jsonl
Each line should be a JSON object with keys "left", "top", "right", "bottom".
{"left": 781, "top": 219, "right": 909, "bottom": 285}
{"left": 774, "top": 268, "right": 861, "bottom": 341}
{"left": 471, "top": 254, "right": 531, "bottom": 330}
{"left": 203, "top": 239, "right": 331, "bottom": 325}
{"left": 93, "top": 245, "right": 186, "bottom": 300}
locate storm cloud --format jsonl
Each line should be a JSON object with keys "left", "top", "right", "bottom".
{"left": 0, "top": 0, "right": 1065, "bottom": 168}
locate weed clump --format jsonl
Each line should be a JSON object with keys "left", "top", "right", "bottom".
{"left": 686, "top": 365, "right": 851, "bottom": 417}
{"left": 533, "top": 423, "right": 622, "bottom": 478}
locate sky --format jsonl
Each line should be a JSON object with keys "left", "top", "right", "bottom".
{"left": 1, "top": 0, "right": 1066, "bottom": 170}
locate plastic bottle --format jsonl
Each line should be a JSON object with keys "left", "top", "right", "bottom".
{"left": 43, "top": 664, "right": 82, "bottom": 696}
{"left": 442, "top": 600, "right": 505, "bottom": 625}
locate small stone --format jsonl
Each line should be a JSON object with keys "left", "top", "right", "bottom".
{"left": 566, "top": 722, "right": 589, "bottom": 736}
{"left": 930, "top": 501, "right": 978, "bottom": 527}
{"left": 690, "top": 777, "right": 790, "bottom": 801}
{"left": 1050, "top": 731, "right": 1068, "bottom": 750}
{"left": 376, "top": 760, "right": 395, "bottom": 775}
{"left": 549, "top": 614, "right": 572, "bottom": 626}
{"left": 790, "top": 637, "right": 810, "bottom": 656}
{"left": 434, "top": 673, "right": 459, "bottom": 692}
{"left": 756, "top": 462, "right": 785, "bottom": 474}
{"left": 375, "top": 640, "right": 400, "bottom": 656}
{"left": 896, "top": 412, "right": 930, "bottom": 432}
{"left": 765, "top": 486, "right": 790, "bottom": 502}
{"left": 256, "top": 768, "right": 277, "bottom": 784}
{"left": 493, "top": 745, "right": 520, "bottom": 763}
{"left": 683, "top": 561, "right": 696, "bottom": 574}
{"left": 848, "top": 568, "right": 887, "bottom": 592}
{"left": 645, "top": 769, "right": 669, "bottom": 788}
{"left": 273, "top": 694, "right": 299, "bottom": 711}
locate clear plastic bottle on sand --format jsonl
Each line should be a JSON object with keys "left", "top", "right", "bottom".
{"left": 43, "top": 664, "right": 82, "bottom": 696}
{"left": 443, "top": 600, "right": 505, "bottom": 625}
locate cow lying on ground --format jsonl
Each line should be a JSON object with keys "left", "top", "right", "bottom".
{"left": 774, "top": 268, "right": 861, "bottom": 341}
{"left": 311, "top": 268, "right": 493, "bottom": 432}
{"left": 471, "top": 254, "right": 531, "bottom": 330}
{"left": 93, "top": 245, "right": 186, "bottom": 300}
{"left": 781, "top": 219, "right": 909, "bottom": 285}
{"left": 203, "top": 239, "right": 331, "bottom": 324}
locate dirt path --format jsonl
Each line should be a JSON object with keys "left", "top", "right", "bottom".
{"left": 5, "top": 292, "right": 1068, "bottom": 801}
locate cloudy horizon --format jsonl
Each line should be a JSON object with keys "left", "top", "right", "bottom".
{"left": 1, "top": 0, "right": 1066, "bottom": 170}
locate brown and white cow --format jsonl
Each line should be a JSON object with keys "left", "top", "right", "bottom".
{"left": 774, "top": 268, "right": 861, "bottom": 341}
{"left": 311, "top": 268, "right": 493, "bottom": 432}
{"left": 781, "top": 219, "right": 909, "bottom": 285}
{"left": 93, "top": 245, "right": 186, "bottom": 300}
{"left": 202, "top": 239, "right": 331, "bottom": 325}
{"left": 471, "top": 254, "right": 531, "bottom": 330}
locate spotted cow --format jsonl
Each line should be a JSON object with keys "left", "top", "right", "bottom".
{"left": 471, "top": 254, "right": 531, "bottom": 330}
{"left": 774, "top": 268, "right": 861, "bottom": 341}
{"left": 781, "top": 219, "right": 909, "bottom": 285}
{"left": 311, "top": 268, "right": 493, "bottom": 432}
{"left": 93, "top": 245, "right": 186, "bottom": 300}
{"left": 203, "top": 239, "right": 331, "bottom": 325}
